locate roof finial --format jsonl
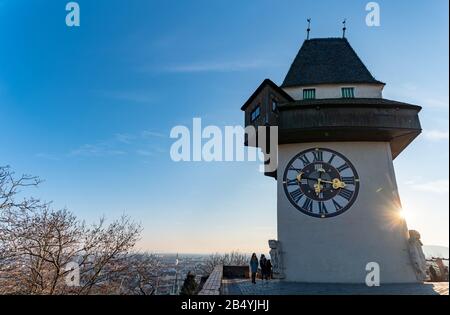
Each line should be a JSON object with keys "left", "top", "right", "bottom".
{"left": 342, "top": 19, "right": 347, "bottom": 38}
{"left": 306, "top": 18, "right": 311, "bottom": 40}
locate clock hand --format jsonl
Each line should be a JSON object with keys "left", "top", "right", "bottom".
{"left": 331, "top": 178, "right": 346, "bottom": 189}
{"left": 298, "top": 175, "right": 328, "bottom": 183}
{"left": 314, "top": 178, "right": 323, "bottom": 196}
{"left": 299, "top": 176, "right": 346, "bottom": 189}
{"left": 316, "top": 171, "right": 323, "bottom": 195}
{"left": 295, "top": 173, "right": 324, "bottom": 195}
{"left": 296, "top": 174, "right": 319, "bottom": 181}
{"left": 318, "top": 178, "right": 346, "bottom": 189}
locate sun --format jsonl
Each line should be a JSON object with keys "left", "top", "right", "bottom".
{"left": 398, "top": 208, "right": 413, "bottom": 223}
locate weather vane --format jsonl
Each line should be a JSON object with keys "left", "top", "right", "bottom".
{"left": 306, "top": 18, "right": 311, "bottom": 40}
{"left": 342, "top": 19, "right": 347, "bottom": 38}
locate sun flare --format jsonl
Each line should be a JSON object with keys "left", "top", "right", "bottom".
{"left": 398, "top": 208, "right": 411, "bottom": 222}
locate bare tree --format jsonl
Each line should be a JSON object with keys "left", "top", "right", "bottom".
{"left": 0, "top": 166, "right": 144, "bottom": 295}
{"left": 112, "top": 253, "right": 162, "bottom": 295}
{"left": 0, "top": 166, "right": 43, "bottom": 277}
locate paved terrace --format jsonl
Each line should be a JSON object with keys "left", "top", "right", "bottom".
{"left": 198, "top": 265, "right": 223, "bottom": 295}
{"left": 222, "top": 279, "right": 449, "bottom": 295}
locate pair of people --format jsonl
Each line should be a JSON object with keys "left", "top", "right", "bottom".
{"left": 250, "top": 253, "right": 272, "bottom": 284}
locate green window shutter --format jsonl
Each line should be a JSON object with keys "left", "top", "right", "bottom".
{"left": 342, "top": 88, "right": 355, "bottom": 98}
{"left": 303, "top": 89, "right": 316, "bottom": 100}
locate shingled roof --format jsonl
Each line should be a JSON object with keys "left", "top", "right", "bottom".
{"left": 240, "top": 79, "right": 294, "bottom": 111}
{"left": 281, "top": 38, "right": 385, "bottom": 87}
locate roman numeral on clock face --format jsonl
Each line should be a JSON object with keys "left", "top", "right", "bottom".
{"left": 327, "top": 154, "right": 336, "bottom": 164}
{"left": 318, "top": 201, "right": 328, "bottom": 214}
{"left": 290, "top": 189, "right": 304, "bottom": 203}
{"left": 337, "top": 163, "right": 350, "bottom": 172}
{"left": 302, "top": 198, "right": 313, "bottom": 212}
{"left": 313, "top": 150, "right": 323, "bottom": 162}
{"left": 339, "top": 188, "right": 353, "bottom": 201}
{"left": 342, "top": 177, "right": 355, "bottom": 185}
{"left": 298, "top": 154, "right": 310, "bottom": 166}
{"left": 332, "top": 199, "right": 343, "bottom": 211}
{"left": 286, "top": 179, "right": 298, "bottom": 186}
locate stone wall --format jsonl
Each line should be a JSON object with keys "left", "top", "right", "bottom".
{"left": 223, "top": 266, "right": 250, "bottom": 279}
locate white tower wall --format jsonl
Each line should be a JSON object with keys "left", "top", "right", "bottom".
{"left": 277, "top": 141, "right": 418, "bottom": 283}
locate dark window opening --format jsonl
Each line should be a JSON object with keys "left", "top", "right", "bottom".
{"left": 272, "top": 99, "right": 278, "bottom": 111}
{"left": 250, "top": 105, "right": 261, "bottom": 122}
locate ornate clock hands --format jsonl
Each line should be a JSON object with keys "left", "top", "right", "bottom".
{"left": 314, "top": 179, "right": 323, "bottom": 196}
{"left": 292, "top": 166, "right": 347, "bottom": 199}
{"left": 315, "top": 170, "right": 324, "bottom": 196}
{"left": 294, "top": 171, "right": 324, "bottom": 196}
{"left": 333, "top": 178, "right": 346, "bottom": 189}
{"left": 296, "top": 174, "right": 346, "bottom": 190}
{"left": 319, "top": 178, "right": 346, "bottom": 189}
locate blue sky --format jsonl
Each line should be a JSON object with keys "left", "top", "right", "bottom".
{"left": 0, "top": 0, "right": 448, "bottom": 253}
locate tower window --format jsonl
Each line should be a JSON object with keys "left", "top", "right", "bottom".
{"left": 272, "top": 98, "right": 278, "bottom": 111}
{"left": 250, "top": 105, "right": 261, "bottom": 122}
{"left": 342, "top": 87, "right": 355, "bottom": 98}
{"left": 303, "top": 89, "right": 316, "bottom": 100}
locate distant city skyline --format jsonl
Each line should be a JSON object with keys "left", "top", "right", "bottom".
{"left": 140, "top": 245, "right": 450, "bottom": 258}
{"left": 0, "top": 0, "right": 448, "bottom": 254}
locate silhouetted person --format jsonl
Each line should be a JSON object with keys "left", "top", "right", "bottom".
{"left": 260, "top": 254, "right": 268, "bottom": 280}
{"left": 429, "top": 266, "right": 439, "bottom": 282}
{"left": 249, "top": 253, "right": 258, "bottom": 284}
{"left": 266, "top": 259, "right": 273, "bottom": 280}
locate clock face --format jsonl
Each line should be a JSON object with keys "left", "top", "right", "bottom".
{"left": 283, "top": 148, "right": 360, "bottom": 218}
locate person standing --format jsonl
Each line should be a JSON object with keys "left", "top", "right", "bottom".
{"left": 429, "top": 265, "right": 439, "bottom": 282}
{"left": 260, "top": 254, "right": 268, "bottom": 281}
{"left": 249, "top": 253, "right": 259, "bottom": 284}
{"left": 266, "top": 259, "right": 273, "bottom": 280}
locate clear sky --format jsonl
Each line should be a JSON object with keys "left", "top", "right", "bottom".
{"left": 0, "top": 0, "right": 448, "bottom": 254}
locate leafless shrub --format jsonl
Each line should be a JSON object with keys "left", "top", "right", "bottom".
{"left": 0, "top": 165, "right": 148, "bottom": 295}
{"left": 112, "top": 253, "right": 162, "bottom": 295}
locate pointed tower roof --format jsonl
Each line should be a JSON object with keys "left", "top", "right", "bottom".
{"left": 281, "top": 38, "right": 384, "bottom": 87}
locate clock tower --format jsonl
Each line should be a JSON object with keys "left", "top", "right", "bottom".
{"left": 241, "top": 38, "right": 423, "bottom": 283}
